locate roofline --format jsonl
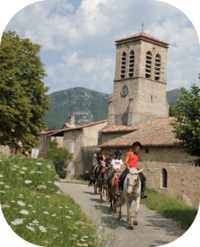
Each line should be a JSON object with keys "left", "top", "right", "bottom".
{"left": 48, "top": 120, "right": 107, "bottom": 136}
{"left": 100, "top": 143, "right": 180, "bottom": 148}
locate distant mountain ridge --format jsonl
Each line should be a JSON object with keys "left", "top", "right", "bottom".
{"left": 43, "top": 87, "right": 182, "bottom": 129}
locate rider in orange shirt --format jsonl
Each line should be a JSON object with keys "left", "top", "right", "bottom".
{"left": 116, "top": 142, "right": 147, "bottom": 199}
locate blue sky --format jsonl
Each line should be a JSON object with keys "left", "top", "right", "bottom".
{"left": 4, "top": 0, "right": 200, "bottom": 94}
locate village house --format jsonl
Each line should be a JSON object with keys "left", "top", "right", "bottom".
{"left": 38, "top": 115, "right": 107, "bottom": 176}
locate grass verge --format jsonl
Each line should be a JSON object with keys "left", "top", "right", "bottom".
{"left": 140, "top": 188, "right": 198, "bottom": 230}
{"left": 0, "top": 153, "right": 96, "bottom": 247}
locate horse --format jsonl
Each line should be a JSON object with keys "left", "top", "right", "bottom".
{"left": 114, "top": 167, "right": 143, "bottom": 229}
{"left": 96, "top": 165, "right": 112, "bottom": 202}
{"left": 88, "top": 161, "right": 104, "bottom": 194}
{"left": 107, "top": 170, "right": 121, "bottom": 213}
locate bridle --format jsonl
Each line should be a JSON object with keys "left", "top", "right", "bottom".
{"left": 127, "top": 171, "right": 140, "bottom": 196}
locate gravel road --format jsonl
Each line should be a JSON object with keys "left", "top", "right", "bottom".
{"left": 60, "top": 182, "right": 185, "bottom": 247}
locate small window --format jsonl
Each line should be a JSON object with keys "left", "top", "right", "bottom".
{"left": 162, "top": 168, "right": 168, "bottom": 188}
{"left": 71, "top": 142, "right": 75, "bottom": 154}
{"left": 145, "top": 148, "right": 149, "bottom": 153}
{"left": 44, "top": 135, "right": 47, "bottom": 141}
{"left": 129, "top": 50, "right": 134, "bottom": 77}
{"left": 42, "top": 147, "right": 46, "bottom": 153}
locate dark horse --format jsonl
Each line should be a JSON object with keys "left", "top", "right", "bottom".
{"left": 88, "top": 162, "right": 104, "bottom": 194}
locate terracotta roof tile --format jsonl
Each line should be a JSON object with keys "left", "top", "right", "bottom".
{"left": 115, "top": 32, "right": 169, "bottom": 46}
{"left": 100, "top": 117, "right": 179, "bottom": 147}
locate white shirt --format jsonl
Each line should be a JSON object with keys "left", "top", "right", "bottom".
{"left": 111, "top": 159, "right": 123, "bottom": 170}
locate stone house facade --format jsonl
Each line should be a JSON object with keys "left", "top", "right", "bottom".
{"left": 45, "top": 118, "right": 107, "bottom": 176}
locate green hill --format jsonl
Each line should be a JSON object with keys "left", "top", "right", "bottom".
{"left": 44, "top": 87, "right": 181, "bottom": 130}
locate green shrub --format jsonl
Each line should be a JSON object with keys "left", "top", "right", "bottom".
{"left": 60, "top": 170, "right": 67, "bottom": 179}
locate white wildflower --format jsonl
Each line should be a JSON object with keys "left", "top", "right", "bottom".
{"left": 20, "top": 210, "right": 29, "bottom": 215}
{"left": 83, "top": 236, "right": 88, "bottom": 238}
{"left": 51, "top": 214, "right": 56, "bottom": 217}
{"left": 45, "top": 196, "right": 50, "bottom": 198}
{"left": 28, "top": 223, "right": 34, "bottom": 226}
{"left": 83, "top": 244, "right": 88, "bottom": 247}
{"left": 53, "top": 228, "right": 58, "bottom": 231}
{"left": 39, "top": 185, "right": 47, "bottom": 189}
{"left": 65, "top": 216, "right": 71, "bottom": 219}
{"left": 11, "top": 168, "right": 16, "bottom": 171}
{"left": 11, "top": 200, "right": 15, "bottom": 203}
{"left": 47, "top": 181, "right": 52, "bottom": 183}
{"left": 59, "top": 232, "right": 63, "bottom": 234}
{"left": 26, "top": 226, "right": 35, "bottom": 232}
{"left": 36, "top": 162, "right": 42, "bottom": 165}
{"left": 75, "top": 222, "right": 79, "bottom": 225}
{"left": 28, "top": 205, "right": 32, "bottom": 208}
{"left": 0, "top": 159, "right": 2, "bottom": 162}
{"left": 24, "top": 180, "right": 32, "bottom": 184}
{"left": 0, "top": 182, "right": 4, "bottom": 184}
{"left": 65, "top": 206, "right": 68, "bottom": 208}
{"left": 44, "top": 241, "right": 49, "bottom": 244}
{"left": 36, "top": 196, "right": 40, "bottom": 198}
{"left": 59, "top": 206, "right": 62, "bottom": 209}
{"left": 0, "top": 191, "right": 5, "bottom": 194}
{"left": 2, "top": 204, "right": 10, "bottom": 208}
{"left": 4, "top": 185, "right": 10, "bottom": 189}
{"left": 54, "top": 181, "right": 60, "bottom": 187}
{"left": 77, "top": 243, "right": 83, "bottom": 246}
{"left": 32, "top": 219, "right": 39, "bottom": 224}
{"left": 36, "top": 171, "right": 42, "bottom": 174}
{"left": 74, "top": 227, "right": 78, "bottom": 229}
{"left": 49, "top": 205, "right": 52, "bottom": 207}
{"left": 81, "top": 239, "right": 86, "bottom": 242}
{"left": 32, "top": 210, "right": 36, "bottom": 213}
{"left": 18, "top": 194, "right": 24, "bottom": 198}
{"left": 14, "top": 165, "right": 19, "bottom": 168}
{"left": 0, "top": 174, "right": 4, "bottom": 178}
{"left": 20, "top": 171, "right": 25, "bottom": 174}
{"left": 29, "top": 171, "right": 35, "bottom": 174}
{"left": 56, "top": 191, "right": 61, "bottom": 194}
{"left": 21, "top": 167, "right": 27, "bottom": 170}
{"left": 17, "top": 201, "right": 25, "bottom": 207}
{"left": 82, "top": 227, "right": 86, "bottom": 229}
{"left": 39, "top": 225, "right": 47, "bottom": 233}
{"left": 11, "top": 218, "right": 25, "bottom": 225}
{"left": 44, "top": 211, "right": 49, "bottom": 215}
{"left": 47, "top": 165, "right": 51, "bottom": 169}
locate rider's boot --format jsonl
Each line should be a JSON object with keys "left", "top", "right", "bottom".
{"left": 104, "top": 177, "right": 108, "bottom": 188}
{"left": 115, "top": 180, "right": 122, "bottom": 196}
{"left": 141, "top": 182, "right": 147, "bottom": 199}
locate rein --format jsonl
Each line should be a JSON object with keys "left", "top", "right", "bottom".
{"left": 127, "top": 172, "right": 140, "bottom": 196}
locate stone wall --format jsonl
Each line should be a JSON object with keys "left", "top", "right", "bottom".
{"left": 63, "top": 130, "right": 83, "bottom": 176}
{"left": 100, "top": 145, "right": 199, "bottom": 208}
{"left": 83, "top": 121, "right": 107, "bottom": 173}
{"left": 37, "top": 135, "right": 51, "bottom": 158}
{"left": 99, "top": 131, "right": 133, "bottom": 146}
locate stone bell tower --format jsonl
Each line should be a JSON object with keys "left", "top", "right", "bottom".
{"left": 107, "top": 32, "right": 169, "bottom": 126}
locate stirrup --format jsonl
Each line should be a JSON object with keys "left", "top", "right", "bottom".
{"left": 141, "top": 193, "right": 147, "bottom": 199}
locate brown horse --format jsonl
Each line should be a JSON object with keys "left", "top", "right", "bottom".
{"left": 107, "top": 171, "right": 122, "bottom": 213}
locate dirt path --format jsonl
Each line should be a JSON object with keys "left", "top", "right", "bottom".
{"left": 60, "top": 182, "right": 185, "bottom": 247}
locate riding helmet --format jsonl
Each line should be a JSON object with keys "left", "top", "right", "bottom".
{"left": 96, "top": 151, "right": 102, "bottom": 156}
{"left": 132, "top": 141, "right": 143, "bottom": 149}
{"left": 114, "top": 150, "right": 122, "bottom": 155}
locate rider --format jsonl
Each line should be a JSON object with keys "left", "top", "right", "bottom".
{"left": 116, "top": 142, "right": 147, "bottom": 199}
{"left": 104, "top": 150, "right": 123, "bottom": 187}
{"left": 91, "top": 151, "right": 105, "bottom": 180}
{"left": 99, "top": 152, "right": 113, "bottom": 180}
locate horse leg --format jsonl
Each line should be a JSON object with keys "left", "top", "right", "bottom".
{"left": 133, "top": 196, "right": 140, "bottom": 226}
{"left": 94, "top": 181, "right": 97, "bottom": 194}
{"left": 118, "top": 195, "right": 122, "bottom": 220}
{"left": 127, "top": 200, "right": 133, "bottom": 229}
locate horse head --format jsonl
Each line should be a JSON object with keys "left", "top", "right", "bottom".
{"left": 126, "top": 168, "right": 143, "bottom": 197}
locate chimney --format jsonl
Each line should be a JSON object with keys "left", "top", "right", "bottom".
{"left": 69, "top": 115, "right": 75, "bottom": 126}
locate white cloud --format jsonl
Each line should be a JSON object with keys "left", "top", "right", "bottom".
{"left": 4, "top": 0, "right": 200, "bottom": 94}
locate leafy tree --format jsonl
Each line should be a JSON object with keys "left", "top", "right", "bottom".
{"left": 0, "top": 31, "right": 51, "bottom": 153}
{"left": 46, "top": 139, "right": 73, "bottom": 169}
{"left": 170, "top": 82, "right": 200, "bottom": 166}
{"left": 169, "top": 105, "right": 179, "bottom": 116}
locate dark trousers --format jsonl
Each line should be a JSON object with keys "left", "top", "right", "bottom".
{"left": 106, "top": 170, "right": 116, "bottom": 183}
